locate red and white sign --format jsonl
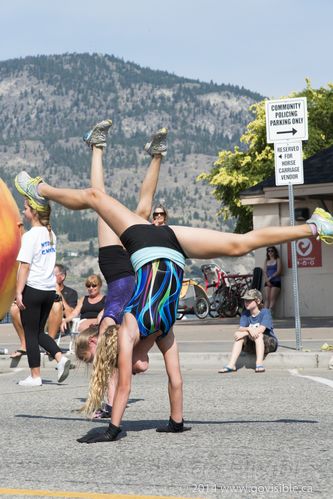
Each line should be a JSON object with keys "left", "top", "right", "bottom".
{"left": 287, "top": 237, "right": 322, "bottom": 268}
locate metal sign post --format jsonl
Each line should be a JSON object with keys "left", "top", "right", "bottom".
{"left": 288, "top": 183, "right": 302, "bottom": 350}
{"left": 266, "top": 96, "right": 308, "bottom": 350}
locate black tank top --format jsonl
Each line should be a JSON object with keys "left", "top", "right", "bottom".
{"left": 98, "top": 245, "right": 134, "bottom": 283}
{"left": 80, "top": 295, "right": 105, "bottom": 319}
{"left": 120, "top": 224, "right": 187, "bottom": 257}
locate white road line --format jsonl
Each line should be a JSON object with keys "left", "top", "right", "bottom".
{"left": 289, "top": 368, "right": 333, "bottom": 388}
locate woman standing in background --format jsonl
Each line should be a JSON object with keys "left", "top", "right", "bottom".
{"left": 15, "top": 198, "right": 71, "bottom": 386}
{"left": 263, "top": 246, "right": 282, "bottom": 312}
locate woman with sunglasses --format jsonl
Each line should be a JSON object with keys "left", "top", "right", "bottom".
{"left": 15, "top": 128, "right": 333, "bottom": 441}
{"left": 152, "top": 204, "right": 168, "bottom": 226}
{"left": 61, "top": 274, "right": 105, "bottom": 334}
{"left": 264, "top": 246, "right": 282, "bottom": 311}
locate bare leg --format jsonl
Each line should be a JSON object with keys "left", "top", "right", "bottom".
{"left": 46, "top": 302, "right": 63, "bottom": 339}
{"left": 39, "top": 183, "right": 313, "bottom": 258}
{"left": 171, "top": 224, "right": 314, "bottom": 258}
{"left": 156, "top": 328, "right": 183, "bottom": 423}
{"left": 10, "top": 303, "right": 26, "bottom": 352}
{"left": 255, "top": 336, "right": 265, "bottom": 366}
{"left": 227, "top": 338, "right": 245, "bottom": 370}
{"left": 264, "top": 286, "right": 272, "bottom": 308}
{"left": 135, "top": 154, "right": 162, "bottom": 219}
{"left": 39, "top": 184, "right": 149, "bottom": 238}
{"left": 269, "top": 287, "right": 281, "bottom": 310}
{"left": 91, "top": 146, "right": 121, "bottom": 248}
{"left": 91, "top": 146, "right": 162, "bottom": 248}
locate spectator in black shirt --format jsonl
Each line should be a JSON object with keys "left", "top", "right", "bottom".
{"left": 47, "top": 263, "right": 78, "bottom": 338}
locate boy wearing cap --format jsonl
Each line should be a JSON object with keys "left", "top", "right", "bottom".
{"left": 218, "top": 288, "right": 278, "bottom": 373}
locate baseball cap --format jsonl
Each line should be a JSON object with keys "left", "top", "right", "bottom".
{"left": 241, "top": 289, "right": 263, "bottom": 302}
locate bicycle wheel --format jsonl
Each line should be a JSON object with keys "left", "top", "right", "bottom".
{"left": 209, "top": 290, "right": 223, "bottom": 318}
{"left": 220, "top": 289, "right": 239, "bottom": 317}
{"left": 194, "top": 297, "right": 209, "bottom": 319}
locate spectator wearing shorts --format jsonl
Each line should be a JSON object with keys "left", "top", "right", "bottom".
{"left": 218, "top": 289, "right": 278, "bottom": 374}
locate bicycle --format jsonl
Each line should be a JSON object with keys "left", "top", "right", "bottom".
{"left": 215, "top": 273, "right": 253, "bottom": 317}
{"left": 201, "top": 264, "right": 253, "bottom": 318}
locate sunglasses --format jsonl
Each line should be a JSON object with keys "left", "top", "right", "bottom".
{"left": 153, "top": 211, "right": 166, "bottom": 218}
{"left": 86, "top": 284, "right": 97, "bottom": 288}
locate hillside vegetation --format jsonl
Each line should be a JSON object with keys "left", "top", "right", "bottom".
{"left": 0, "top": 53, "right": 261, "bottom": 282}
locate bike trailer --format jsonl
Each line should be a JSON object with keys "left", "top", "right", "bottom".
{"left": 201, "top": 264, "right": 223, "bottom": 290}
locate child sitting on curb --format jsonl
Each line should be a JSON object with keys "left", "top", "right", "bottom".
{"left": 218, "top": 289, "right": 278, "bottom": 374}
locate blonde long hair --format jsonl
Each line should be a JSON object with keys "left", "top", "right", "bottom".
{"left": 75, "top": 325, "right": 99, "bottom": 362}
{"left": 28, "top": 200, "right": 54, "bottom": 246}
{"left": 82, "top": 325, "right": 119, "bottom": 415}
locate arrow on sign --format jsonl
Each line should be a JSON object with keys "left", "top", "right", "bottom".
{"left": 277, "top": 128, "right": 297, "bottom": 136}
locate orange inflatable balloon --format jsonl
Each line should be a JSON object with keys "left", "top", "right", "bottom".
{"left": 0, "top": 179, "right": 22, "bottom": 320}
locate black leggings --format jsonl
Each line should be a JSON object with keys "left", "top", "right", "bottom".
{"left": 20, "top": 286, "right": 61, "bottom": 368}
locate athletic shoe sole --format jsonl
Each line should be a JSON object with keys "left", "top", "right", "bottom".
{"left": 57, "top": 359, "right": 71, "bottom": 383}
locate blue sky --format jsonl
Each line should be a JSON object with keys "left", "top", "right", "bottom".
{"left": 1, "top": 0, "right": 332, "bottom": 97}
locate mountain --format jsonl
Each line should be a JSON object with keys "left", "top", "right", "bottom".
{"left": 0, "top": 53, "right": 261, "bottom": 283}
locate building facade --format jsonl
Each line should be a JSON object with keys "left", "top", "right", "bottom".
{"left": 240, "top": 146, "right": 333, "bottom": 318}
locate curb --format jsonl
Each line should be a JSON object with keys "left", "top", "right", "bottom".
{"left": 149, "top": 351, "right": 333, "bottom": 370}
{"left": 1, "top": 351, "right": 332, "bottom": 372}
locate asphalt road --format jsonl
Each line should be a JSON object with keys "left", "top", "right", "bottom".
{"left": 0, "top": 360, "right": 332, "bottom": 499}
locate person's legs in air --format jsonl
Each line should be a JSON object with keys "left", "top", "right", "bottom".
{"left": 170, "top": 211, "right": 333, "bottom": 257}
{"left": 15, "top": 172, "right": 333, "bottom": 257}
{"left": 85, "top": 122, "right": 164, "bottom": 415}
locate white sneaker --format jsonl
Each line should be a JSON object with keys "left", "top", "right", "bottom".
{"left": 18, "top": 375, "right": 42, "bottom": 387}
{"left": 57, "top": 357, "right": 71, "bottom": 383}
{"left": 144, "top": 127, "right": 168, "bottom": 157}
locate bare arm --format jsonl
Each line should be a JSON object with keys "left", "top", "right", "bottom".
{"left": 60, "top": 295, "right": 75, "bottom": 318}
{"left": 110, "top": 327, "right": 134, "bottom": 427}
{"left": 61, "top": 297, "right": 83, "bottom": 332}
{"left": 248, "top": 324, "right": 266, "bottom": 339}
{"left": 15, "top": 262, "right": 30, "bottom": 310}
{"left": 276, "top": 257, "right": 283, "bottom": 276}
{"left": 234, "top": 328, "right": 249, "bottom": 340}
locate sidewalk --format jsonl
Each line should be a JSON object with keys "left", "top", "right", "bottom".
{"left": 1, "top": 317, "right": 333, "bottom": 371}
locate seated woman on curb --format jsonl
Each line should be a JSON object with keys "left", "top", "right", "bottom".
{"left": 218, "top": 288, "right": 278, "bottom": 374}
{"left": 61, "top": 274, "right": 105, "bottom": 334}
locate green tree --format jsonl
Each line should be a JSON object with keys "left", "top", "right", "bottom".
{"left": 198, "top": 81, "right": 333, "bottom": 233}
